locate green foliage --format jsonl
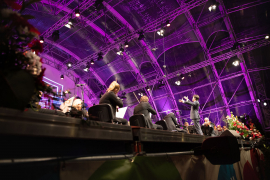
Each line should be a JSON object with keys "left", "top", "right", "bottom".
{"left": 223, "top": 112, "right": 262, "bottom": 139}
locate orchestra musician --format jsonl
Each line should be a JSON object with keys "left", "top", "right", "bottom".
{"left": 179, "top": 95, "right": 203, "bottom": 135}
{"left": 163, "top": 112, "right": 184, "bottom": 132}
{"left": 216, "top": 125, "right": 223, "bottom": 136}
{"left": 183, "top": 122, "right": 190, "bottom": 134}
{"left": 201, "top": 117, "right": 214, "bottom": 136}
{"left": 134, "top": 96, "right": 163, "bottom": 130}
{"left": 99, "top": 81, "right": 128, "bottom": 125}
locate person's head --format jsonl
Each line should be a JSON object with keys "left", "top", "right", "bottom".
{"left": 184, "top": 122, "right": 189, "bottom": 126}
{"left": 204, "top": 117, "right": 209, "bottom": 123}
{"left": 107, "top": 81, "right": 120, "bottom": 94}
{"left": 73, "top": 99, "right": 82, "bottom": 110}
{"left": 223, "top": 126, "right": 227, "bottom": 129}
{"left": 192, "top": 95, "right": 199, "bottom": 102}
{"left": 140, "top": 96, "right": 149, "bottom": 103}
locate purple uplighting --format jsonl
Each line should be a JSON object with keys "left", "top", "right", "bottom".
{"left": 23, "top": 0, "right": 270, "bottom": 128}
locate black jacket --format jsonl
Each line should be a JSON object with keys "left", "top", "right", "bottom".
{"left": 134, "top": 102, "right": 157, "bottom": 129}
{"left": 164, "top": 113, "right": 178, "bottom": 131}
{"left": 99, "top": 91, "right": 123, "bottom": 117}
{"left": 184, "top": 100, "right": 200, "bottom": 120}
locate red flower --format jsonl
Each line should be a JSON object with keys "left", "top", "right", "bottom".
{"left": 28, "top": 39, "right": 43, "bottom": 54}
{"left": 237, "top": 125, "right": 241, "bottom": 128}
{"left": 4, "top": 0, "right": 22, "bottom": 10}
{"left": 240, "top": 132, "right": 244, "bottom": 136}
{"left": 236, "top": 130, "right": 239, "bottom": 133}
{"left": 233, "top": 124, "right": 237, "bottom": 127}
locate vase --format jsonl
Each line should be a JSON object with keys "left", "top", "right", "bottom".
{"left": 0, "top": 70, "right": 35, "bottom": 110}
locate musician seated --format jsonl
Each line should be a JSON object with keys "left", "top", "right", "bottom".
{"left": 183, "top": 122, "right": 190, "bottom": 134}
{"left": 201, "top": 117, "right": 214, "bottom": 136}
{"left": 99, "top": 81, "right": 128, "bottom": 125}
{"left": 216, "top": 125, "right": 224, "bottom": 136}
{"left": 223, "top": 126, "right": 228, "bottom": 131}
{"left": 134, "top": 96, "right": 163, "bottom": 130}
{"left": 163, "top": 112, "right": 184, "bottom": 132}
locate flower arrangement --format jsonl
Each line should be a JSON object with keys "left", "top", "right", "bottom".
{"left": 224, "top": 112, "right": 262, "bottom": 140}
{"left": 0, "top": 0, "right": 56, "bottom": 110}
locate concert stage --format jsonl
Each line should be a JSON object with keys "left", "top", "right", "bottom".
{"left": 0, "top": 108, "right": 255, "bottom": 160}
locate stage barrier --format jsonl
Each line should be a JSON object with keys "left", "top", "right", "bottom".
{"left": 58, "top": 149, "right": 264, "bottom": 180}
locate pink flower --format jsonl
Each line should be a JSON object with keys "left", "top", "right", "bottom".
{"left": 236, "top": 130, "right": 239, "bottom": 133}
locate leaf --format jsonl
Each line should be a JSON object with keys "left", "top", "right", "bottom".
{"left": 20, "top": 0, "right": 41, "bottom": 13}
{"left": 21, "top": 15, "right": 35, "bottom": 20}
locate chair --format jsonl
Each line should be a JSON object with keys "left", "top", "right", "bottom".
{"left": 129, "top": 114, "right": 147, "bottom": 127}
{"left": 155, "top": 120, "right": 168, "bottom": 130}
{"left": 88, "top": 104, "right": 120, "bottom": 123}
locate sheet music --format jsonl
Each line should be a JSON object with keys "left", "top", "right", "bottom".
{"left": 115, "top": 107, "right": 127, "bottom": 118}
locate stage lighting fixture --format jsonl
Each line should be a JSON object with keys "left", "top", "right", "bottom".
{"left": 175, "top": 80, "right": 181, "bottom": 86}
{"left": 158, "top": 80, "right": 165, "bottom": 88}
{"left": 157, "top": 28, "right": 164, "bottom": 36}
{"left": 94, "top": 0, "right": 104, "bottom": 11}
{"left": 90, "top": 59, "right": 94, "bottom": 65}
{"left": 65, "top": 24, "right": 74, "bottom": 29}
{"left": 60, "top": 75, "right": 64, "bottom": 79}
{"left": 39, "top": 36, "right": 44, "bottom": 43}
{"left": 232, "top": 60, "right": 239, "bottom": 66}
{"left": 67, "top": 62, "right": 72, "bottom": 68}
{"left": 166, "top": 20, "right": 170, "bottom": 27}
{"left": 124, "top": 41, "right": 129, "bottom": 48}
{"left": 264, "top": 102, "right": 267, "bottom": 106}
{"left": 117, "top": 47, "right": 124, "bottom": 55}
{"left": 209, "top": 2, "right": 219, "bottom": 12}
{"left": 138, "top": 31, "right": 145, "bottom": 40}
{"left": 152, "top": 47, "right": 158, "bottom": 51}
{"left": 52, "top": 30, "right": 59, "bottom": 42}
{"left": 265, "top": 35, "right": 269, "bottom": 39}
{"left": 68, "top": 18, "right": 73, "bottom": 25}
{"left": 146, "top": 86, "right": 150, "bottom": 91}
{"left": 97, "top": 52, "right": 103, "bottom": 61}
{"left": 180, "top": 74, "right": 184, "bottom": 80}
{"left": 138, "top": 92, "right": 143, "bottom": 97}
{"left": 75, "top": 9, "right": 80, "bottom": 17}
{"left": 257, "top": 99, "right": 260, "bottom": 102}
{"left": 84, "top": 62, "right": 90, "bottom": 72}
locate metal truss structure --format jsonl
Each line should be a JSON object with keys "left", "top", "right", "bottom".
{"left": 36, "top": 0, "right": 270, "bottom": 125}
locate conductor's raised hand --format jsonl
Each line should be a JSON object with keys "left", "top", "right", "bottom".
{"left": 179, "top": 98, "right": 184, "bottom": 103}
{"left": 184, "top": 96, "right": 188, "bottom": 100}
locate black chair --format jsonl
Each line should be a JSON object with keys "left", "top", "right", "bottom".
{"left": 88, "top": 104, "right": 120, "bottom": 123}
{"left": 155, "top": 120, "right": 168, "bottom": 130}
{"left": 129, "top": 114, "right": 147, "bottom": 127}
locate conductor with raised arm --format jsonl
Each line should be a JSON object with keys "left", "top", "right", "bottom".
{"left": 179, "top": 95, "right": 203, "bottom": 135}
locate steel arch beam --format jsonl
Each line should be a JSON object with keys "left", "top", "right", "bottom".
{"left": 184, "top": 8, "right": 231, "bottom": 118}
{"left": 217, "top": 0, "right": 265, "bottom": 127}
{"left": 103, "top": 1, "right": 162, "bottom": 119}
{"left": 40, "top": 0, "right": 108, "bottom": 90}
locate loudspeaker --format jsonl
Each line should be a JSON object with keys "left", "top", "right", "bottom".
{"left": 200, "top": 130, "right": 240, "bottom": 165}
